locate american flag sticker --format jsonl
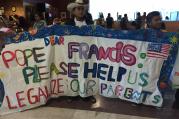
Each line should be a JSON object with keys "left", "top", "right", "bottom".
{"left": 147, "top": 43, "right": 171, "bottom": 60}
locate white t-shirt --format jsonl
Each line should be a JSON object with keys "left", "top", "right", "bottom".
{"left": 74, "top": 18, "right": 87, "bottom": 27}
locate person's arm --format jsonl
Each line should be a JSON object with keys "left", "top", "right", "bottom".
{"left": 33, "top": 22, "right": 37, "bottom": 29}
{"left": 43, "top": 20, "right": 47, "bottom": 27}
{"left": 112, "top": 18, "right": 114, "bottom": 24}
{"left": 65, "top": 19, "right": 75, "bottom": 26}
{"left": 0, "top": 30, "right": 15, "bottom": 53}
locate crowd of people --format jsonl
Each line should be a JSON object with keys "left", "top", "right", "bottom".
{"left": 0, "top": 3, "right": 168, "bottom": 34}
{"left": 0, "top": 10, "right": 167, "bottom": 33}
{"left": 0, "top": 0, "right": 178, "bottom": 109}
{"left": 96, "top": 11, "right": 167, "bottom": 30}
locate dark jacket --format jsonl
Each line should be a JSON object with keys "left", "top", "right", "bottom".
{"left": 65, "top": 17, "right": 94, "bottom": 26}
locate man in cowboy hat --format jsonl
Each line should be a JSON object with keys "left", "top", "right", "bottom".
{"left": 65, "top": 0, "right": 96, "bottom": 103}
{"left": 66, "top": 0, "right": 93, "bottom": 27}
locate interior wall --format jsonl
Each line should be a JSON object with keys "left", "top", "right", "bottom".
{"left": 165, "top": 22, "right": 179, "bottom": 32}
{"left": 0, "top": 0, "right": 25, "bottom": 17}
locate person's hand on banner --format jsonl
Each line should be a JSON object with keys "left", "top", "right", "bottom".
{"left": 159, "top": 82, "right": 168, "bottom": 89}
{"left": 28, "top": 27, "right": 37, "bottom": 36}
{"left": 159, "top": 75, "right": 168, "bottom": 89}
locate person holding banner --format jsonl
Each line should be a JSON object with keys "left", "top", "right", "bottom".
{"left": 0, "top": 32, "right": 5, "bottom": 54}
{"left": 146, "top": 11, "right": 167, "bottom": 97}
{"left": 146, "top": 11, "right": 168, "bottom": 90}
{"left": 33, "top": 13, "right": 47, "bottom": 30}
{"left": 173, "top": 88, "right": 179, "bottom": 109}
{"left": 172, "top": 47, "right": 179, "bottom": 109}
{"left": 0, "top": 28, "right": 15, "bottom": 54}
{"left": 65, "top": 0, "right": 96, "bottom": 103}
{"left": 147, "top": 11, "right": 179, "bottom": 109}
{"left": 146, "top": 11, "right": 162, "bottom": 30}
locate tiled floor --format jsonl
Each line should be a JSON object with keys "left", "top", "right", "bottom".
{"left": 0, "top": 107, "right": 157, "bottom": 119}
{"left": 46, "top": 92, "right": 179, "bottom": 119}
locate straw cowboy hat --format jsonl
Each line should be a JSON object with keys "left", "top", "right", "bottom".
{"left": 67, "top": 0, "right": 88, "bottom": 12}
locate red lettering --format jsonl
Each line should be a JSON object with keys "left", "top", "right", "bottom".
{"left": 27, "top": 88, "right": 39, "bottom": 104}
{"left": 57, "top": 78, "right": 64, "bottom": 94}
{"left": 59, "top": 36, "right": 64, "bottom": 45}
{"left": 108, "top": 48, "right": 117, "bottom": 62}
{"left": 2, "top": 51, "right": 15, "bottom": 68}
{"left": 38, "top": 87, "right": 48, "bottom": 101}
{"left": 98, "top": 42, "right": 136, "bottom": 66}
{"left": 50, "top": 36, "right": 55, "bottom": 45}
{"left": 16, "top": 91, "right": 26, "bottom": 108}
{"left": 6, "top": 96, "right": 17, "bottom": 109}
{"left": 50, "top": 80, "right": 57, "bottom": 95}
{"left": 98, "top": 47, "right": 110, "bottom": 60}
{"left": 122, "top": 44, "right": 137, "bottom": 66}
{"left": 116, "top": 42, "right": 124, "bottom": 62}
{"left": 44, "top": 86, "right": 51, "bottom": 98}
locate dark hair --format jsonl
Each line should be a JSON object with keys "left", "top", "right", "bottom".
{"left": 9, "top": 16, "right": 13, "bottom": 21}
{"left": 137, "top": 12, "right": 141, "bottom": 16}
{"left": 35, "top": 13, "right": 44, "bottom": 20}
{"left": 146, "top": 11, "right": 161, "bottom": 24}
{"left": 18, "top": 16, "right": 28, "bottom": 31}
{"left": 14, "top": 15, "right": 19, "bottom": 19}
{"left": 124, "top": 14, "right": 127, "bottom": 17}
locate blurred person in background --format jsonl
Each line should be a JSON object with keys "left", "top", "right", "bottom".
{"left": 18, "top": 16, "right": 29, "bottom": 31}
{"left": 120, "top": 14, "right": 135, "bottom": 30}
{"left": 96, "top": 12, "right": 105, "bottom": 27}
{"left": 165, "top": 16, "right": 169, "bottom": 21}
{"left": 135, "top": 12, "right": 142, "bottom": 29}
{"left": 106, "top": 13, "right": 114, "bottom": 29}
{"left": 33, "top": 13, "right": 47, "bottom": 30}
{"left": 85, "top": 6, "right": 93, "bottom": 25}
{"left": 120, "top": 14, "right": 129, "bottom": 30}
{"left": 53, "top": 18, "right": 61, "bottom": 25}
{"left": 142, "top": 12, "right": 147, "bottom": 21}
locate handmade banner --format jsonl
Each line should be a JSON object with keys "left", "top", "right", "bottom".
{"left": 0, "top": 25, "right": 178, "bottom": 115}
{"left": 172, "top": 48, "right": 179, "bottom": 89}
